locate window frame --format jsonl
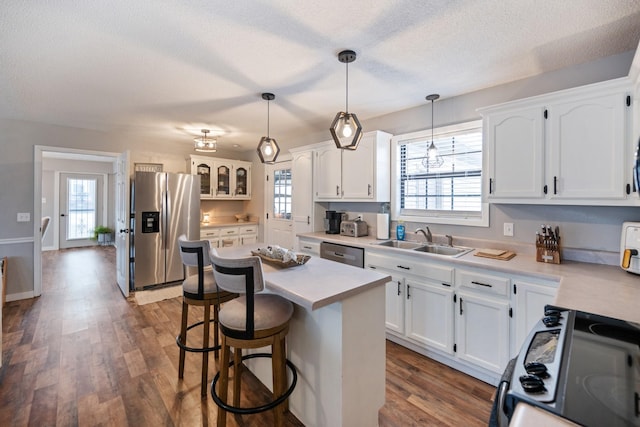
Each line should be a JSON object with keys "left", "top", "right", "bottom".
{"left": 390, "top": 120, "right": 489, "bottom": 227}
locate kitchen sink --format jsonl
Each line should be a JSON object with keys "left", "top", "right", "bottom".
{"left": 373, "top": 240, "right": 472, "bottom": 257}
{"left": 412, "top": 244, "right": 472, "bottom": 257}
{"left": 374, "top": 240, "right": 423, "bottom": 249}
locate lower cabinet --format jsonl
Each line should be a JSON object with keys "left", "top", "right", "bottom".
{"left": 201, "top": 224, "right": 258, "bottom": 248}
{"left": 455, "top": 268, "right": 511, "bottom": 374}
{"left": 366, "top": 249, "right": 558, "bottom": 383}
{"left": 405, "top": 278, "right": 454, "bottom": 355}
{"left": 455, "top": 290, "right": 510, "bottom": 373}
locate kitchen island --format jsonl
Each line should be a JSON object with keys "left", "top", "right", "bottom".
{"left": 214, "top": 244, "right": 391, "bottom": 427}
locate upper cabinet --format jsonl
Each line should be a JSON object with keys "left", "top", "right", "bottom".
{"left": 190, "top": 155, "right": 251, "bottom": 200}
{"left": 480, "top": 78, "right": 635, "bottom": 205}
{"left": 313, "top": 130, "right": 392, "bottom": 202}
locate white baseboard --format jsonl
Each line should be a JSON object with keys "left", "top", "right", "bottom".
{"left": 6, "top": 290, "right": 35, "bottom": 302}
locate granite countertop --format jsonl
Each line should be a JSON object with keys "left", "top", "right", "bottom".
{"left": 298, "top": 232, "right": 640, "bottom": 324}
{"left": 214, "top": 243, "right": 390, "bottom": 311}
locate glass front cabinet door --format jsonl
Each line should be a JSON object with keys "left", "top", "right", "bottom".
{"left": 215, "top": 163, "right": 231, "bottom": 198}
{"left": 235, "top": 166, "right": 248, "bottom": 198}
{"left": 195, "top": 161, "right": 213, "bottom": 199}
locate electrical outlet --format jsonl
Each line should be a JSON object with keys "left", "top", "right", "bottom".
{"left": 17, "top": 212, "right": 31, "bottom": 222}
{"left": 503, "top": 222, "right": 514, "bottom": 237}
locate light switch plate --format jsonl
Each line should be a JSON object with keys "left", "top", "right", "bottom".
{"left": 17, "top": 212, "right": 31, "bottom": 222}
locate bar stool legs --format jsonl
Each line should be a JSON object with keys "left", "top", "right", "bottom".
{"left": 211, "top": 329, "right": 297, "bottom": 427}
{"left": 176, "top": 298, "right": 220, "bottom": 397}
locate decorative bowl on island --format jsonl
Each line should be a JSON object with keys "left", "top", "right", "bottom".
{"left": 235, "top": 214, "right": 248, "bottom": 222}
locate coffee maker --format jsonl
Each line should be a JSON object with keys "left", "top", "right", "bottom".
{"left": 325, "top": 210, "right": 346, "bottom": 234}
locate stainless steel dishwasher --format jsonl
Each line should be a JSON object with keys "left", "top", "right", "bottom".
{"left": 320, "top": 241, "right": 364, "bottom": 268}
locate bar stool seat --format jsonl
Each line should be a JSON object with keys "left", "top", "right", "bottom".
{"left": 176, "top": 235, "right": 238, "bottom": 397}
{"left": 209, "top": 249, "right": 297, "bottom": 427}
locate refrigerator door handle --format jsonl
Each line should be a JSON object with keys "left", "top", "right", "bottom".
{"left": 162, "top": 190, "right": 169, "bottom": 250}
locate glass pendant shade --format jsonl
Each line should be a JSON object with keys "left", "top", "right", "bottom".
{"left": 330, "top": 49, "right": 363, "bottom": 150}
{"left": 330, "top": 111, "right": 363, "bottom": 150}
{"left": 257, "top": 92, "right": 280, "bottom": 164}
{"left": 194, "top": 129, "right": 217, "bottom": 152}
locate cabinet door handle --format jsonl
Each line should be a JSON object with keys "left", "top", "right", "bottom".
{"left": 459, "top": 297, "right": 464, "bottom": 315}
{"left": 553, "top": 176, "right": 558, "bottom": 194}
{"left": 368, "top": 184, "right": 372, "bottom": 196}
{"left": 397, "top": 265, "right": 411, "bottom": 270}
{"left": 489, "top": 178, "right": 493, "bottom": 194}
{"left": 336, "top": 185, "right": 340, "bottom": 196}
{"left": 307, "top": 216, "right": 310, "bottom": 225}
{"left": 471, "top": 280, "right": 492, "bottom": 288}
{"left": 407, "top": 284, "right": 411, "bottom": 299}
{"left": 397, "top": 281, "right": 402, "bottom": 296}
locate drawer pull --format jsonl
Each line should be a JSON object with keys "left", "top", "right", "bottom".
{"left": 471, "top": 280, "right": 492, "bottom": 288}
{"left": 442, "top": 283, "right": 451, "bottom": 287}
{"left": 397, "top": 265, "right": 411, "bottom": 270}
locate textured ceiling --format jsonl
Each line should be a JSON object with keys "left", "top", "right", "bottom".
{"left": 2, "top": 0, "right": 640, "bottom": 152}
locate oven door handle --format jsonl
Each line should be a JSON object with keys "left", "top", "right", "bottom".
{"left": 496, "top": 380, "right": 509, "bottom": 427}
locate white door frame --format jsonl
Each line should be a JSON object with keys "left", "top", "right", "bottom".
{"left": 33, "top": 146, "right": 119, "bottom": 297}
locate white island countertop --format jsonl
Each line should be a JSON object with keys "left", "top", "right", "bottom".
{"left": 214, "top": 243, "right": 390, "bottom": 310}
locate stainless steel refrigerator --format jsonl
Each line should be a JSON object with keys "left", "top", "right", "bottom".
{"left": 130, "top": 171, "right": 200, "bottom": 290}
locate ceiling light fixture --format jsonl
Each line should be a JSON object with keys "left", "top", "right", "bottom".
{"left": 422, "top": 94, "right": 444, "bottom": 169}
{"left": 257, "top": 92, "right": 280, "bottom": 164}
{"left": 330, "top": 49, "right": 363, "bottom": 150}
{"left": 194, "top": 129, "right": 217, "bottom": 152}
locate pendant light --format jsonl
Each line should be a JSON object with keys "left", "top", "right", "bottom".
{"left": 257, "top": 93, "right": 280, "bottom": 164}
{"left": 194, "top": 129, "right": 217, "bottom": 152}
{"left": 422, "top": 94, "right": 444, "bottom": 168}
{"left": 330, "top": 49, "right": 363, "bottom": 150}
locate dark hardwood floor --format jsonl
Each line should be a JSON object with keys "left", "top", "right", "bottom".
{"left": 0, "top": 246, "right": 495, "bottom": 426}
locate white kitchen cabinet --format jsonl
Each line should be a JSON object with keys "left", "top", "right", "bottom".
{"left": 291, "top": 148, "right": 315, "bottom": 246}
{"left": 480, "top": 78, "right": 634, "bottom": 205}
{"left": 547, "top": 91, "right": 626, "bottom": 199}
{"left": 455, "top": 268, "right": 511, "bottom": 374}
{"left": 239, "top": 224, "right": 258, "bottom": 245}
{"left": 405, "top": 277, "right": 454, "bottom": 355}
{"left": 190, "top": 155, "right": 251, "bottom": 200}
{"left": 201, "top": 224, "right": 257, "bottom": 248}
{"left": 314, "top": 130, "right": 391, "bottom": 202}
{"left": 484, "top": 106, "right": 545, "bottom": 199}
{"left": 455, "top": 290, "right": 510, "bottom": 374}
{"left": 366, "top": 250, "right": 454, "bottom": 354}
{"left": 297, "top": 237, "right": 320, "bottom": 257}
{"left": 511, "top": 279, "right": 557, "bottom": 357}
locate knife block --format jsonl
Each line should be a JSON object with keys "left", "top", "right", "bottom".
{"left": 536, "top": 242, "right": 561, "bottom": 264}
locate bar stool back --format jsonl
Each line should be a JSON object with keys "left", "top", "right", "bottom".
{"left": 209, "top": 249, "right": 297, "bottom": 427}
{"left": 176, "top": 235, "right": 237, "bottom": 396}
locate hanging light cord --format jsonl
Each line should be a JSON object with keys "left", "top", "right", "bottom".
{"left": 266, "top": 98, "right": 270, "bottom": 138}
{"left": 431, "top": 98, "right": 434, "bottom": 145}
{"left": 345, "top": 60, "right": 349, "bottom": 114}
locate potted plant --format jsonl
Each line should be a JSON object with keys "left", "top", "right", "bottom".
{"left": 93, "top": 225, "right": 114, "bottom": 245}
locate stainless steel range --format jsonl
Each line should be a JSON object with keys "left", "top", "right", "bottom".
{"left": 492, "top": 306, "right": 640, "bottom": 427}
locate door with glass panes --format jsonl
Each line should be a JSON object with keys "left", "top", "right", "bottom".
{"left": 59, "top": 173, "right": 105, "bottom": 249}
{"left": 265, "top": 162, "right": 293, "bottom": 249}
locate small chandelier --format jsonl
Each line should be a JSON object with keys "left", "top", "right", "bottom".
{"left": 422, "top": 94, "right": 444, "bottom": 168}
{"left": 330, "top": 49, "right": 363, "bottom": 150}
{"left": 194, "top": 129, "right": 217, "bottom": 152}
{"left": 257, "top": 93, "right": 280, "bottom": 164}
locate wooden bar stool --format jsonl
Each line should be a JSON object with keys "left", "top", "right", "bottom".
{"left": 176, "top": 235, "right": 238, "bottom": 397}
{"left": 209, "top": 249, "right": 297, "bottom": 427}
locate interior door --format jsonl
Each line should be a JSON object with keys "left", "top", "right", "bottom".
{"left": 265, "top": 162, "right": 294, "bottom": 249}
{"left": 59, "top": 173, "right": 104, "bottom": 249}
{"left": 115, "top": 151, "right": 130, "bottom": 297}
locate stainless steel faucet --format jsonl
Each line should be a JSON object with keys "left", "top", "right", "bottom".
{"left": 415, "top": 227, "right": 432, "bottom": 243}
